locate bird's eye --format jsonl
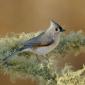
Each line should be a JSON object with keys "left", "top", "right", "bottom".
{"left": 55, "top": 28, "right": 58, "bottom": 31}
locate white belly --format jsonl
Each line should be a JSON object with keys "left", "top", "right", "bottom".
{"left": 35, "top": 47, "right": 53, "bottom": 55}
{"left": 34, "top": 42, "right": 59, "bottom": 55}
{"left": 22, "top": 42, "right": 58, "bottom": 55}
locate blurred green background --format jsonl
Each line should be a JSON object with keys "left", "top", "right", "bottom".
{"left": 0, "top": 0, "right": 85, "bottom": 85}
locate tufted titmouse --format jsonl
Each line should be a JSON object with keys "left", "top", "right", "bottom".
{"left": 2, "top": 20, "right": 65, "bottom": 64}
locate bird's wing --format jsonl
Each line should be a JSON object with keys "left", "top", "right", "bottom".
{"left": 20, "top": 32, "right": 54, "bottom": 50}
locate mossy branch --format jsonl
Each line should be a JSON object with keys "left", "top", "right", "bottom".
{"left": 0, "top": 31, "right": 85, "bottom": 85}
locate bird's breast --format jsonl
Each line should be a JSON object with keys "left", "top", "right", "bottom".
{"left": 34, "top": 41, "right": 59, "bottom": 55}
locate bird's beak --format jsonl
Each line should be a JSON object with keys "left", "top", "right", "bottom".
{"left": 60, "top": 28, "right": 66, "bottom": 32}
{"left": 58, "top": 25, "right": 66, "bottom": 32}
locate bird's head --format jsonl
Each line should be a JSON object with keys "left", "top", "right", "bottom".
{"left": 46, "top": 19, "right": 65, "bottom": 39}
{"left": 46, "top": 19, "right": 65, "bottom": 36}
{"left": 50, "top": 19, "right": 65, "bottom": 32}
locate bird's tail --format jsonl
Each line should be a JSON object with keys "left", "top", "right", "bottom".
{"left": 2, "top": 47, "right": 24, "bottom": 66}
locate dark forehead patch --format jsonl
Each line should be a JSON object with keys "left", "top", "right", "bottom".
{"left": 52, "top": 20, "right": 63, "bottom": 31}
{"left": 58, "top": 25, "right": 63, "bottom": 31}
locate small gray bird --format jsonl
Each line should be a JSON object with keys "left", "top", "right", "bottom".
{"left": 2, "top": 20, "right": 65, "bottom": 64}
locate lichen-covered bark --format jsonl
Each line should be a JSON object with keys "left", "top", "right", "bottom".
{"left": 0, "top": 31, "right": 85, "bottom": 85}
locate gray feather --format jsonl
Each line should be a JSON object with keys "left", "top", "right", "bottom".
{"left": 21, "top": 32, "right": 54, "bottom": 49}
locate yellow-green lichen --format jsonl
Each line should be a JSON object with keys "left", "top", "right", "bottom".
{"left": 0, "top": 31, "right": 85, "bottom": 85}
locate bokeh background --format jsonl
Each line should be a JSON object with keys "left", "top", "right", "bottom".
{"left": 0, "top": 0, "right": 85, "bottom": 85}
